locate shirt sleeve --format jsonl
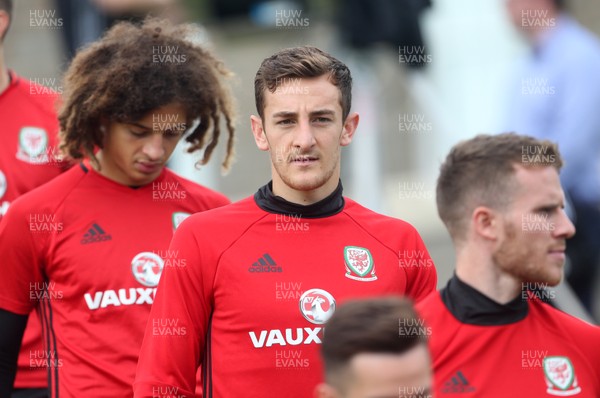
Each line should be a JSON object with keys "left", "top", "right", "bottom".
{"left": 134, "top": 216, "right": 216, "bottom": 398}
{"left": 402, "top": 228, "right": 437, "bottom": 302}
{"left": 0, "top": 200, "right": 46, "bottom": 315}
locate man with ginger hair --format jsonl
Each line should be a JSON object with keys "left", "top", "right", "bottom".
{"left": 417, "top": 133, "right": 600, "bottom": 397}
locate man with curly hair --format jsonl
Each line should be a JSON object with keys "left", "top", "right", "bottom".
{"left": 0, "top": 18, "right": 236, "bottom": 397}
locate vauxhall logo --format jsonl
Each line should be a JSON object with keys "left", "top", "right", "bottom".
{"left": 248, "top": 288, "right": 336, "bottom": 348}
{"left": 83, "top": 252, "right": 164, "bottom": 310}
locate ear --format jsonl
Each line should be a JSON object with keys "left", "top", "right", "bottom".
{"left": 0, "top": 10, "right": 9, "bottom": 42}
{"left": 250, "top": 114, "right": 269, "bottom": 151}
{"left": 314, "top": 383, "right": 340, "bottom": 398}
{"left": 97, "top": 117, "right": 111, "bottom": 148}
{"left": 340, "top": 112, "right": 359, "bottom": 147}
{"left": 472, "top": 206, "right": 500, "bottom": 241}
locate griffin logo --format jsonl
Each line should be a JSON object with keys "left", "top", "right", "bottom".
{"left": 17, "top": 127, "right": 48, "bottom": 163}
{"left": 543, "top": 356, "right": 582, "bottom": 396}
{"left": 344, "top": 246, "right": 377, "bottom": 281}
{"left": 299, "top": 289, "right": 335, "bottom": 325}
{"left": 131, "top": 252, "right": 164, "bottom": 287}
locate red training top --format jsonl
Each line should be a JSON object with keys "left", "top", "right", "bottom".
{"left": 134, "top": 181, "right": 437, "bottom": 398}
{"left": 0, "top": 70, "right": 66, "bottom": 388}
{"left": 417, "top": 276, "right": 600, "bottom": 397}
{"left": 0, "top": 162, "right": 229, "bottom": 397}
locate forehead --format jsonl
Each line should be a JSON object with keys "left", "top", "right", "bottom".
{"left": 262, "top": 74, "right": 342, "bottom": 116}
{"left": 348, "top": 346, "right": 431, "bottom": 397}
{"left": 511, "top": 165, "right": 564, "bottom": 205}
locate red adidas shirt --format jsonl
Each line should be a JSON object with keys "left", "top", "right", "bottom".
{"left": 134, "top": 182, "right": 437, "bottom": 398}
{"left": 0, "top": 70, "right": 66, "bottom": 388}
{"left": 0, "top": 162, "right": 229, "bottom": 397}
{"left": 0, "top": 70, "right": 64, "bottom": 215}
{"left": 417, "top": 276, "right": 600, "bottom": 397}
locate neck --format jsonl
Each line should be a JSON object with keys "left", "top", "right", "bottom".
{"left": 93, "top": 151, "right": 123, "bottom": 184}
{"left": 455, "top": 245, "right": 521, "bottom": 304}
{"left": 271, "top": 171, "right": 341, "bottom": 206}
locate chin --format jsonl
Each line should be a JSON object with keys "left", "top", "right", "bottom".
{"left": 129, "top": 174, "right": 155, "bottom": 187}
{"left": 527, "top": 268, "right": 563, "bottom": 287}
{"left": 283, "top": 174, "right": 329, "bottom": 192}
{"left": 546, "top": 270, "right": 564, "bottom": 287}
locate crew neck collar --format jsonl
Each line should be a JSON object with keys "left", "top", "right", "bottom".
{"left": 254, "top": 180, "right": 345, "bottom": 218}
{"left": 440, "top": 275, "right": 528, "bottom": 326}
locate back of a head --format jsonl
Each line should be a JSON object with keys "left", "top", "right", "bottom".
{"left": 321, "top": 297, "right": 427, "bottom": 390}
{"left": 253, "top": 46, "right": 352, "bottom": 120}
{"left": 59, "top": 17, "right": 236, "bottom": 171}
{"left": 436, "top": 133, "right": 563, "bottom": 244}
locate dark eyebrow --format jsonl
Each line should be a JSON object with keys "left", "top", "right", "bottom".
{"left": 272, "top": 111, "right": 297, "bottom": 119}
{"left": 271, "top": 109, "right": 336, "bottom": 119}
{"left": 310, "top": 109, "right": 335, "bottom": 117}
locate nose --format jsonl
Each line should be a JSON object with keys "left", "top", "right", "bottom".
{"left": 143, "top": 133, "right": 166, "bottom": 161}
{"left": 292, "top": 118, "right": 316, "bottom": 151}
{"left": 554, "top": 208, "right": 576, "bottom": 240}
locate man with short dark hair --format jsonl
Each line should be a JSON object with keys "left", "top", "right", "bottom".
{"left": 316, "top": 297, "right": 433, "bottom": 398}
{"left": 417, "top": 133, "right": 600, "bottom": 397}
{"left": 134, "top": 46, "right": 437, "bottom": 398}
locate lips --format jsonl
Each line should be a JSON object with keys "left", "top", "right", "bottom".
{"left": 548, "top": 245, "right": 566, "bottom": 254}
{"left": 548, "top": 245, "right": 567, "bottom": 262}
{"left": 136, "top": 161, "right": 163, "bottom": 174}
{"left": 291, "top": 156, "right": 318, "bottom": 163}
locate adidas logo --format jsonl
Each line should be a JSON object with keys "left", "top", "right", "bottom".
{"left": 248, "top": 253, "right": 282, "bottom": 273}
{"left": 441, "top": 371, "right": 476, "bottom": 393}
{"left": 80, "top": 223, "right": 112, "bottom": 244}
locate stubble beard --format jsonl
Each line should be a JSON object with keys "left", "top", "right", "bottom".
{"left": 492, "top": 221, "right": 562, "bottom": 286}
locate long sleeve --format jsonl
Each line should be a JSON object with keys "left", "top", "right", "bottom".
{"left": 134, "top": 216, "right": 217, "bottom": 397}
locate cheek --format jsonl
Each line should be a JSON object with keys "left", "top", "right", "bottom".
{"left": 164, "top": 139, "right": 180, "bottom": 155}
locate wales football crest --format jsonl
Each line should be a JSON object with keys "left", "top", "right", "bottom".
{"left": 344, "top": 246, "right": 377, "bottom": 282}
{"left": 543, "top": 356, "right": 582, "bottom": 396}
{"left": 17, "top": 127, "right": 48, "bottom": 163}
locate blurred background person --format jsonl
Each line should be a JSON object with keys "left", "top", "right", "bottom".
{"left": 316, "top": 297, "right": 432, "bottom": 398}
{"left": 504, "top": 0, "right": 600, "bottom": 316}
{"left": 54, "top": 0, "right": 184, "bottom": 64}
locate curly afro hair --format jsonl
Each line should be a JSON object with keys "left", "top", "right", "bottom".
{"left": 58, "top": 18, "right": 236, "bottom": 172}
